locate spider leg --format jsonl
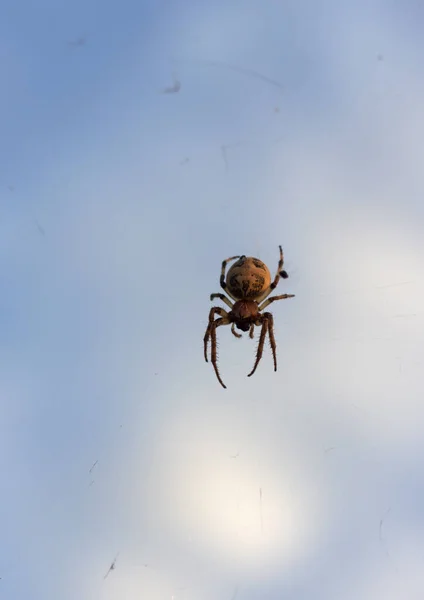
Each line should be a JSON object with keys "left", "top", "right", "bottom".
{"left": 204, "top": 307, "right": 229, "bottom": 362}
{"left": 210, "top": 293, "right": 234, "bottom": 309}
{"left": 264, "top": 312, "right": 277, "bottom": 371}
{"left": 249, "top": 323, "right": 255, "bottom": 339}
{"left": 219, "top": 255, "right": 241, "bottom": 301}
{"left": 258, "top": 293, "right": 295, "bottom": 311}
{"left": 231, "top": 322, "right": 242, "bottom": 338}
{"left": 209, "top": 317, "right": 230, "bottom": 388}
{"left": 247, "top": 316, "right": 268, "bottom": 378}
{"left": 255, "top": 245, "right": 288, "bottom": 304}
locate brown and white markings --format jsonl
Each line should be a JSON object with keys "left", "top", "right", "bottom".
{"left": 204, "top": 245, "right": 295, "bottom": 388}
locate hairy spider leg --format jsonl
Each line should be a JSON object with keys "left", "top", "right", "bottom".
{"left": 219, "top": 255, "right": 241, "bottom": 301}
{"left": 248, "top": 315, "right": 269, "bottom": 377}
{"left": 204, "top": 306, "right": 229, "bottom": 362}
{"left": 210, "top": 318, "right": 229, "bottom": 388}
{"left": 258, "top": 293, "right": 295, "bottom": 311}
{"left": 231, "top": 322, "right": 242, "bottom": 338}
{"left": 265, "top": 312, "right": 277, "bottom": 371}
{"left": 255, "top": 245, "right": 286, "bottom": 304}
{"left": 210, "top": 292, "right": 234, "bottom": 310}
{"left": 204, "top": 314, "right": 230, "bottom": 389}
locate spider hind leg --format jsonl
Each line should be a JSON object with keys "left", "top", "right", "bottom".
{"left": 255, "top": 245, "right": 287, "bottom": 305}
{"left": 219, "top": 255, "right": 240, "bottom": 301}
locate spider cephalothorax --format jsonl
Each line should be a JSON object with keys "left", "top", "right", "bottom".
{"left": 203, "top": 246, "right": 294, "bottom": 388}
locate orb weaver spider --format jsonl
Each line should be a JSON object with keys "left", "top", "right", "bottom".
{"left": 204, "top": 245, "right": 295, "bottom": 388}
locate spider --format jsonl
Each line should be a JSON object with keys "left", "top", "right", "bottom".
{"left": 204, "top": 245, "right": 295, "bottom": 388}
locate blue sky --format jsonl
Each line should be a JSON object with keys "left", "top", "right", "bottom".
{"left": 1, "top": 0, "right": 424, "bottom": 598}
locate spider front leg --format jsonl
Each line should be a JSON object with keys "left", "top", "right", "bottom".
{"left": 247, "top": 316, "right": 269, "bottom": 378}
{"left": 264, "top": 312, "right": 277, "bottom": 371}
{"left": 204, "top": 306, "right": 229, "bottom": 362}
{"left": 204, "top": 307, "right": 230, "bottom": 389}
{"left": 209, "top": 318, "right": 230, "bottom": 388}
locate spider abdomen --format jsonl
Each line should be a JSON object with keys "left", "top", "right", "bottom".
{"left": 226, "top": 256, "right": 271, "bottom": 299}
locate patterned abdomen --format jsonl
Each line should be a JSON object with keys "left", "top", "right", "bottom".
{"left": 227, "top": 256, "right": 271, "bottom": 299}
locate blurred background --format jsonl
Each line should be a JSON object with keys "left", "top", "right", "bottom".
{"left": 1, "top": 0, "right": 424, "bottom": 598}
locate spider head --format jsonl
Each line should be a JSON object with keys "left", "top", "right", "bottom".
{"left": 227, "top": 256, "right": 271, "bottom": 300}
{"left": 236, "top": 321, "right": 251, "bottom": 332}
{"left": 230, "top": 300, "right": 260, "bottom": 331}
